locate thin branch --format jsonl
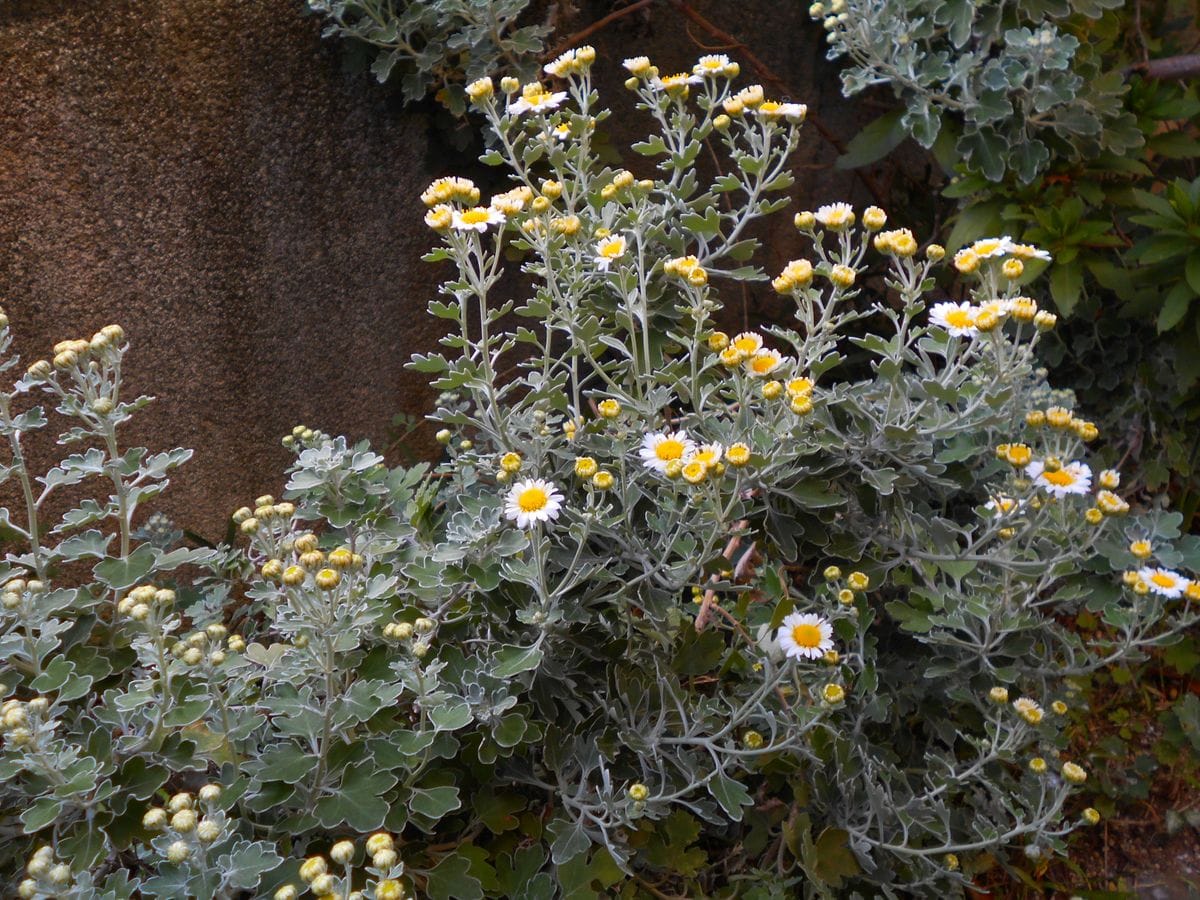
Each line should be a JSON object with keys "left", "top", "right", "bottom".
{"left": 543, "top": 0, "right": 658, "bottom": 60}
{"left": 1126, "top": 54, "right": 1200, "bottom": 80}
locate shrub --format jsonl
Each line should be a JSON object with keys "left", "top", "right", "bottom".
{"left": 305, "top": 0, "right": 548, "bottom": 114}
{"left": 813, "top": 0, "right": 1142, "bottom": 182}
{"left": 3, "top": 55, "right": 1200, "bottom": 897}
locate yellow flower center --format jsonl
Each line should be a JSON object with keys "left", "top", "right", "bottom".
{"left": 973, "top": 239, "right": 1002, "bottom": 255}
{"left": 655, "top": 439, "right": 685, "bottom": 462}
{"left": 1042, "top": 469, "right": 1076, "bottom": 487}
{"left": 791, "top": 624, "right": 823, "bottom": 648}
{"left": 694, "top": 449, "right": 719, "bottom": 465}
{"left": 599, "top": 240, "right": 624, "bottom": 258}
{"left": 460, "top": 209, "right": 491, "bottom": 225}
{"left": 517, "top": 487, "right": 548, "bottom": 512}
{"left": 759, "top": 101, "right": 782, "bottom": 114}
{"left": 750, "top": 354, "right": 778, "bottom": 374}
{"left": 945, "top": 309, "right": 974, "bottom": 329}
{"left": 1151, "top": 572, "right": 1177, "bottom": 589}
{"left": 733, "top": 336, "right": 760, "bottom": 353}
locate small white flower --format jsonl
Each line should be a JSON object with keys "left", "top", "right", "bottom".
{"left": 649, "top": 73, "right": 703, "bottom": 92}
{"left": 693, "top": 54, "right": 733, "bottom": 76}
{"left": 639, "top": 430, "right": 696, "bottom": 472}
{"left": 984, "top": 495, "right": 1022, "bottom": 516}
{"left": 929, "top": 301, "right": 979, "bottom": 337}
{"left": 814, "top": 202, "right": 855, "bottom": 230}
{"left": 756, "top": 101, "right": 807, "bottom": 122}
{"left": 692, "top": 443, "right": 723, "bottom": 467}
{"left": 507, "top": 85, "right": 569, "bottom": 115}
{"left": 777, "top": 612, "right": 835, "bottom": 660}
{"left": 730, "top": 331, "right": 763, "bottom": 355}
{"left": 1137, "top": 567, "right": 1187, "bottom": 598}
{"left": 745, "top": 348, "right": 785, "bottom": 377}
{"left": 969, "top": 236, "right": 1016, "bottom": 258}
{"left": 544, "top": 49, "right": 586, "bottom": 78}
{"left": 1025, "top": 460, "right": 1092, "bottom": 498}
{"left": 551, "top": 122, "right": 571, "bottom": 142}
{"left": 451, "top": 206, "right": 506, "bottom": 233}
{"left": 595, "top": 235, "right": 627, "bottom": 271}
{"left": 504, "top": 479, "right": 564, "bottom": 529}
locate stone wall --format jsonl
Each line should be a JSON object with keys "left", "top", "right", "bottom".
{"left": 0, "top": 0, "right": 890, "bottom": 539}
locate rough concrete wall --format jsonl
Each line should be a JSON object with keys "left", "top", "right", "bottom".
{"left": 0, "top": 0, "right": 894, "bottom": 541}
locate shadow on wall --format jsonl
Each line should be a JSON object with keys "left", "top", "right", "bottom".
{"left": 0, "top": 0, "right": 899, "bottom": 540}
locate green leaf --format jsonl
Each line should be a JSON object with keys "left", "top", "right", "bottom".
{"left": 162, "top": 698, "right": 211, "bottom": 728}
{"left": 708, "top": 772, "right": 753, "bottom": 820}
{"left": 492, "top": 644, "right": 543, "bottom": 678}
{"left": 253, "top": 745, "right": 319, "bottom": 784}
{"left": 837, "top": 109, "right": 906, "bottom": 169}
{"left": 1186, "top": 253, "right": 1200, "bottom": 297}
{"left": 547, "top": 816, "right": 591, "bottom": 865}
{"left": 429, "top": 701, "right": 472, "bottom": 731}
{"left": 92, "top": 544, "right": 156, "bottom": 591}
{"left": 408, "top": 785, "right": 462, "bottom": 820}
{"left": 426, "top": 850, "right": 485, "bottom": 900}
{"left": 812, "top": 827, "right": 862, "bottom": 887}
{"left": 475, "top": 792, "right": 525, "bottom": 834}
{"left": 21, "top": 797, "right": 65, "bottom": 832}
{"left": 219, "top": 840, "right": 283, "bottom": 891}
{"left": 1049, "top": 262, "right": 1084, "bottom": 315}
{"left": 1158, "top": 280, "right": 1196, "bottom": 333}
{"left": 316, "top": 767, "right": 398, "bottom": 831}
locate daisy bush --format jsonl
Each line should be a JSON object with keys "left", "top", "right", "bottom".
{"left": 2, "top": 53, "right": 1200, "bottom": 898}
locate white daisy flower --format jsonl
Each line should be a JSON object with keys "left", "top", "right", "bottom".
{"left": 928, "top": 301, "right": 979, "bottom": 337}
{"left": 1136, "top": 567, "right": 1187, "bottom": 599}
{"left": 977, "top": 298, "right": 1011, "bottom": 319}
{"left": 1011, "top": 243, "right": 1052, "bottom": 261}
{"left": 650, "top": 73, "right": 703, "bottom": 92}
{"left": 777, "top": 612, "right": 834, "bottom": 660}
{"left": 507, "top": 84, "right": 569, "bottom": 115}
{"left": 595, "top": 235, "right": 627, "bottom": 271}
{"left": 984, "top": 495, "right": 1022, "bottom": 516}
{"left": 730, "top": 331, "right": 763, "bottom": 355}
{"left": 451, "top": 206, "right": 506, "bottom": 233}
{"left": 755, "top": 100, "right": 807, "bottom": 122}
{"left": 1025, "top": 460, "right": 1092, "bottom": 498}
{"left": 1013, "top": 697, "right": 1044, "bottom": 725}
{"left": 639, "top": 430, "right": 696, "bottom": 472}
{"left": 693, "top": 54, "right": 733, "bottom": 76}
{"left": 746, "top": 348, "right": 785, "bottom": 377}
{"left": 544, "top": 49, "right": 586, "bottom": 78}
{"left": 814, "top": 202, "right": 854, "bottom": 230}
{"left": 503, "top": 478, "right": 564, "bottom": 529}
{"left": 692, "top": 443, "right": 724, "bottom": 467}
{"left": 551, "top": 122, "right": 571, "bottom": 142}
{"left": 969, "top": 236, "right": 1016, "bottom": 258}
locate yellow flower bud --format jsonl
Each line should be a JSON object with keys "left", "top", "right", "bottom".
{"left": 829, "top": 264, "right": 856, "bottom": 288}
{"left": 862, "top": 206, "right": 887, "bottom": 230}
{"left": 720, "top": 446, "right": 748, "bottom": 468}
{"left": 821, "top": 683, "right": 845, "bottom": 704}
{"left": 597, "top": 399, "right": 621, "bottom": 418}
{"left": 628, "top": 783, "right": 649, "bottom": 801}
{"left": 1002, "top": 258, "right": 1024, "bottom": 279}
{"left": 592, "top": 471, "right": 614, "bottom": 490}
{"left": 300, "top": 856, "right": 328, "bottom": 882}
{"left": 1062, "top": 761, "right": 1087, "bottom": 784}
